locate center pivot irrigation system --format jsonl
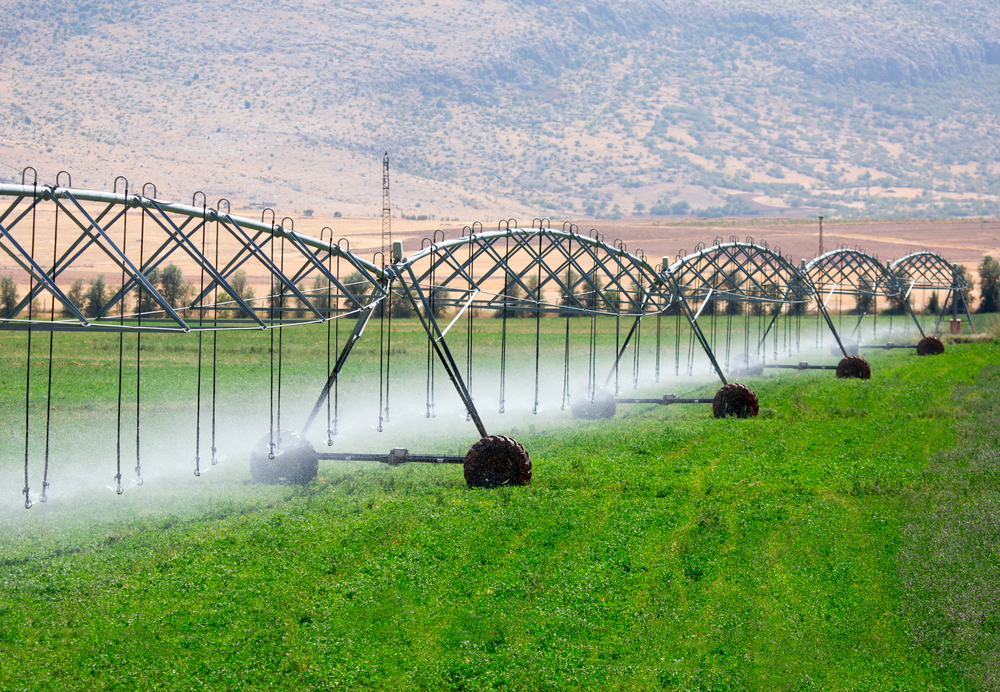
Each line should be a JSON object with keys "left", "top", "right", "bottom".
{"left": 0, "top": 171, "right": 973, "bottom": 504}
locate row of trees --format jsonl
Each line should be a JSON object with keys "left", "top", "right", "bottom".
{"left": 3, "top": 256, "right": 998, "bottom": 323}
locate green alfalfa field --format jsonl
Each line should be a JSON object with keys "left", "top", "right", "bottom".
{"left": 0, "top": 317, "right": 999, "bottom": 691}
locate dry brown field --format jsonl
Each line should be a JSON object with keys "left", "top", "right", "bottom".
{"left": 2, "top": 207, "right": 997, "bottom": 306}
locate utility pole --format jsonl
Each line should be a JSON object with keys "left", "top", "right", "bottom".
{"left": 818, "top": 215, "right": 824, "bottom": 256}
{"left": 381, "top": 153, "right": 391, "bottom": 259}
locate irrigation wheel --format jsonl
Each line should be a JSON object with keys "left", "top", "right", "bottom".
{"left": 829, "top": 338, "right": 859, "bottom": 356}
{"left": 836, "top": 355, "right": 872, "bottom": 379}
{"left": 463, "top": 435, "right": 532, "bottom": 488}
{"left": 250, "top": 430, "right": 319, "bottom": 485}
{"left": 570, "top": 387, "right": 617, "bottom": 419}
{"left": 712, "top": 383, "right": 759, "bottom": 419}
{"left": 916, "top": 336, "right": 945, "bottom": 356}
{"left": 731, "top": 353, "right": 763, "bottom": 377}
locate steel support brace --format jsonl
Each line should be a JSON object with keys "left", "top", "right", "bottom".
{"left": 671, "top": 276, "right": 728, "bottom": 385}
{"left": 300, "top": 303, "right": 378, "bottom": 436}
{"left": 397, "top": 262, "right": 489, "bottom": 439}
{"left": 902, "top": 292, "right": 927, "bottom": 339}
{"left": 603, "top": 310, "right": 645, "bottom": 388}
{"left": 755, "top": 288, "right": 790, "bottom": 355}
{"left": 933, "top": 285, "right": 976, "bottom": 335}
{"left": 816, "top": 299, "right": 850, "bottom": 358}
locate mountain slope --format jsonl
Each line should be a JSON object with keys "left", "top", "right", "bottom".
{"left": 3, "top": 0, "right": 1000, "bottom": 221}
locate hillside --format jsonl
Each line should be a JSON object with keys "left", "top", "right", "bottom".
{"left": 3, "top": 0, "right": 1000, "bottom": 221}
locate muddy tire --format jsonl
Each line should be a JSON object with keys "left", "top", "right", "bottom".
{"left": 916, "top": 336, "right": 945, "bottom": 356}
{"left": 836, "top": 355, "right": 871, "bottom": 380}
{"left": 830, "top": 338, "right": 859, "bottom": 356}
{"left": 731, "top": 353, "right": 763, "bottom": 377}
{"left": 463, "top": 435, "right": 532, "bottom": 488}
{"left": 712, "top": 383, "right": 759, "bottom": 419}
{"left": 570, "top": 387, "right": 616, "bottom": 419}
{"left": 250, "top": 430, "right": 319, "bottom": 485}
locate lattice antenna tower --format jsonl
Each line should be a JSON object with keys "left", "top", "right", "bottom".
{"left": 381, "top": 152, "right": 391, "bottom": 258}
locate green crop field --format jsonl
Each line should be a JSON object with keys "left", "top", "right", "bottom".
{"left": 0, "top": 318, "right": 998, "bottom": 691}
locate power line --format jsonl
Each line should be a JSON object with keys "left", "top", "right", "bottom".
{"left": 381, "top": 152, "right": 391, "bottom": 257}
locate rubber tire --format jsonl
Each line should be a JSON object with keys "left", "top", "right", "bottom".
{"left": 464, "top": 435, "right": 532, "bottom": 488}
{"left": 250, "top": 430, "right": 319, "bottom": 485}
{"left": 916, "top": 336, "right": 945, "bottom": 356}
{"left": 830, "top": 338, "right": 859, "bottom": 356}
{"left": 712, "top": 383, "right": 759, "bottom": 419}
{"left": 570, "top": 387, "right": 616, "bottom": 419}
{"left": 836, "top": 355, "right": 872, "bottom": 380}
{"left": 731, "top": 353, "right": 763, "bottom": 377}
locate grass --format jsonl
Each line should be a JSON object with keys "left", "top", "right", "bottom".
{"left": 0, "top": 319, "right": 998, "bottom": 690}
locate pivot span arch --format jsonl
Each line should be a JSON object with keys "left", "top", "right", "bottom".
{"left": 805, "top": 247, "right": 943, "bottom": 357}
{"left": 0, "top": 178, "right": 387, "bottom": 333}
{"left": 301, "top": 219, "right": 678, "bottom": 443}
{"left": 396, "top": 219, "right": 673, "bottom": 317}
{"left": 889, "top": 251, "right": 975, "bottom": 338}
{"left": 664, "top": 238, "right": 815, "bottom": 385}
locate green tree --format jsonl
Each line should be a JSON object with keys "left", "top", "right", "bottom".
{"left": 311, "top": 275, "right": 331, "bottom": 315}
{"left": 84, "top": 275, "right": 109, "bottom": 318}
{"left": 955, "top": 264, "right": 975, "bottom": 312}
{"left": 855, "top": 278, "right": 874, "bottom": 315}
{"left": 976, "top": 255, "right": 999, "bottom": 313}
{"left": 886, "top": 267, "right": 910, "bottom": 314}
{"left": 926, "top": 291, "right": 940, "bottom": 315}
{"left": 269, "top": 279, "right": 286, "bottom": 320}
{"left": 295, "top": 281, "right": 310, "bottom": 318}
{"left": 225, "top": 269, "right": 256, "bottom": 319}
{"left": 137, "top": 267, "right": 161, "bottom": 317}
{"left": 388, "top": 289, "right": 415, "bottom": 318}
{"left": 494, "top": 277, "right": 524, "bottom": 319}
{"left": 159, "top": 264, "right": 192, "bottom": 309}
{"left": 65, "top": 278, "right": 85, "bottom": 317}
{"left": 559, "top": 268, "right": 579, "bottom": 315}
{"left": 0, "top": 275, "right": 18, "bottom": 318}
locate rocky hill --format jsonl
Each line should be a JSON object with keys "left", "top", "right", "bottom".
{"left": 2, "top": 0, "right": 1000, "bottom": 222}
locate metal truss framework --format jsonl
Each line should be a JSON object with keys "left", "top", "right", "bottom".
{"left": 889, "top": 251, "right": 975, "bottom": 334}
{"left": 803, "top": 247, "right": 922, "bottom": 348}
{"left": 401, "top": 219, "right": 671, "bottom": 317}
{"left": 0, "top": 184, "right": 684, "bottom": 446}
{"left": 374, "top": 220, "right": 676, "bottom": 433}
{"left": 666, "top": 238, "right": 820, "bottom": 381}
{"left": 3, "top": 181, "right": 971, "bottom": 459}
{"left": 0, "top": 181, "right": 388, "bottom": 333}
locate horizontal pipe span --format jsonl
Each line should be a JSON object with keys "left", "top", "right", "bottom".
{"left": 615, "top": 397, "right": 715, "bottom": 405}
{"left": 860, "top": 343, "right": 919, "bottom": 349}
{"left": 317, "top": 451, "right": 465, "bottom": 464}
{"left": 763, "top": 363, "right": 839, "bottom": 370}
